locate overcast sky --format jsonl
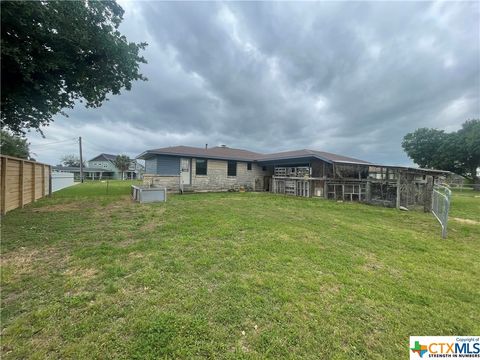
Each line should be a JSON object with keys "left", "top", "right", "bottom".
{"left": 28, "top": 1, "right": 479, "bottom": 166}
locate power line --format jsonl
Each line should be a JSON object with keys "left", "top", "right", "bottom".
{"left": 30, "top": 143, "right": 78, "bottom": 151}
{"left": 30, "top": 138, "right": 77, "bottom": 149}
{"left": 30, "top": 137, "right": 77, "bottom": 146}
{"left": 82, "top": 138, "right": 115, "bottom": 153}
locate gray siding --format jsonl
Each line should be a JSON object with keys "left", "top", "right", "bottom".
{"left": 145, "top": 158, "right": 157, "bottom": 174}
{"left": 157, "top": 155, "right": 180, "bottom": 176}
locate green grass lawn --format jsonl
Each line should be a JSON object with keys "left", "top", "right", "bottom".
{"left": 1, "top": 181, "right": 479, "bottom": 359}
{"left": 449, "top": 189, "right": 480, "bottom": 222}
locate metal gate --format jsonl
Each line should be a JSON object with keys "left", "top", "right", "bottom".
{"left": 431, "top": 185, "right": 452, "bottom": 239}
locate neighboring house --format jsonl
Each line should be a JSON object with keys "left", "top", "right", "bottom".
{"left": 53, "top": 166, "right": 108, "bottom": 181}
{"left": 53, "top": 154, "right": 145, "bottom": 180}
{"left": 87, "top": 153, "right": 144, "bottom": 180}
{"left": 137, "top": 145, "right": 449, "bottom": 209}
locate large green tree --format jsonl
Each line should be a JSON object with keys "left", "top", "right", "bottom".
{"left": 401, "top": 128, "right": 451, "bottom": 170}
{"left": 1, "top": 1, "right": 147, "bottom": 134}
{"left": 402, "top": 119, "right": 480, "bottom": 184}
{"left": 0, "top": 130, "right": 31, "bottom": 159}
{"left": 61, "top": 154, "right": 84, "bottom": 168}
{"left": 456, "top": 120, "right": 480, "bottom": 184}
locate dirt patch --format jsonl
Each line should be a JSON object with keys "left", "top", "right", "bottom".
{"left": 116, "top": 237, "right": 141, "bottom": 248}
{"left": 128, "top": 251, "right": 146, "bottom": 259}
{"left": 64, "top": 266, "right": 98, "bottom": 279}
{"left": 1, "top": 248, "right": 40, "bottom": 272}
{"left": 140, "top": 208, "right": 166, "bottom": 232}
{"left": 32, "top": 202, "right": 87, "bottom": 212}
{"left": 94, "top": 197, "right": 135, "bottom": 219}
{"left": 1, "top": 291, "right": 23, "bottom": 305}
{"left": 30, "top": 197, "right": 132, "bottom": 214}
{"left": 92, "top": 197, "right": 138, "bottom": 226}
{"left": 451, "top": 217, "right": 480, "bottom": 225}
{"left": 361, "top": 253, "right": 384, "bottom": 272}
{"left": 101, "top": 196, "right": 134, "bottom": 212}
{"left": 1, "top": 246, "right": 70, "bottom": 276}
{"left": 142, "top": 221, "right": 158, "bottom": 232}
{"left": 319, "top": 283, "right": 341, "bottom": 295}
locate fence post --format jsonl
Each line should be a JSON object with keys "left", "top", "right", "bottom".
{"left": 32, "top": 163, "right": 36, "bottom": 202}
{"left": 424, "top": 176, "right": 433, "bottom": 212}
{"left": 42, "top": 164, "right": 46, "bottom": 197}
{"left": 1, "top": 157, "right": 7, "bottom": 215}
{"left": 48, "top": 166, "right": 52, "bottom": 197}
{"left": 396, "top": 173, "right": 401, "bottom": 209}
{"left": 20, "top": 160, "right": 25, "bottom": 208}
{"left": 365, "top": 180, "right": 371, "bottom": 203}
{"left": 442, "top": 188, "right": 451, "bottom": 239}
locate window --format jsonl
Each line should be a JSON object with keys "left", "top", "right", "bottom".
{"left": 247, "top": 162, "right": 252, "bottom": 171}
{"left": 227, "top": 161, "right": 237, "bottom": 177}
{"left": 196, "top": 158, "right": 207, "bottom": 175}
{"left": 262, "top": 166, "right": 267, "bottom": 171}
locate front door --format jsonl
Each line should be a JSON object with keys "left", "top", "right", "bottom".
{"left": 264, "top": 176, "right": 271, "bottom": 192}
{"left": 180, "top": 158, "right": 191, "bottom": 185}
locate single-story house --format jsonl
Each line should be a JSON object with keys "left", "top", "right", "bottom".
{"left": 137, "top": 145, "right": 449, "bottom": 210}
{"left": 137, "top": 145, "right": 267, "bottom": 192}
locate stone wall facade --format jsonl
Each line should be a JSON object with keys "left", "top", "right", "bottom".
{"left": 191, "top": 159, "right": 268, "bottom": 191}
{"left": 143, "top": 175, "right": 180, "bottom": 192}
{"left": 143, "top": 157, "right": 271, "bottom": 192}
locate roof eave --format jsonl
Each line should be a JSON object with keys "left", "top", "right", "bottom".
{"left": 257, "top": 155, "right": 333, "bottom": 164}
{"left": 332, "top": 160, "right": 371, "bottom": 166}
{"left": 136, "top": 150, "right": 256, "bottom": 162}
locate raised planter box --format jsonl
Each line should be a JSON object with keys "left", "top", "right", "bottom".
{"left": 131, "top": 185, "right": 167, "bottom": 203}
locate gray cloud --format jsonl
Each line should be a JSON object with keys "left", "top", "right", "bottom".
{"left": 28, "top": 1, "right": 479, "bottom": 166}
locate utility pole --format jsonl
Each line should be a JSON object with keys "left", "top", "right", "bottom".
{"left": 79, "top": 136, "right": 84, "bottom": 183}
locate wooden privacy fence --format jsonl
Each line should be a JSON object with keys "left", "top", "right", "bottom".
{"left": 0, "top": 155, "right": 51, "bottom": 215}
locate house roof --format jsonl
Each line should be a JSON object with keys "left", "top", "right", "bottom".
{"left": 89, "top": 153, "right": 117, "bottom": 162}
{"left": 137, "top": 146, "right": 262, "bottom": 161}
{"left": 256, "top": 149, "right": 371, "bottom": 165}
{"left": 386, "top": 166, "right": 450, "bottom": 174}
{"left": 88, "top": 154, "right": 143, "bottom": 168}
{"left": 137, "top": 146, "right": 370, "bottom": 164}
{"left": 136, "top": 145, "right": 448, "bottom": 175}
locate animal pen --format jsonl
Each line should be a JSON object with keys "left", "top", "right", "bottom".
{"left": 270, "top": 160, "right": 447, "bottom": 211}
